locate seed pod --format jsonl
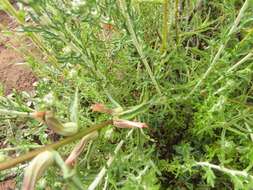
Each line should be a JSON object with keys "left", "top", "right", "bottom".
{"left": 113, "top": 119, "right": 149, "bottom": 129}
{"left": 65, "top": 131, "right": 98, "bottom": 166}
{"left": 22, "top": 151, "right": 54, "bottom": 190}
{"left": 45, "top": 112, "right": 78, "bottom": 136}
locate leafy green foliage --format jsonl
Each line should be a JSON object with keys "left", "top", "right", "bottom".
{"left": 0, "top": 0, "right": 253, "bottom": 189}
{"left": 203, "top": 167, "right": 216, "bottom": 188}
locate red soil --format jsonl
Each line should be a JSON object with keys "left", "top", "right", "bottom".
{"left": 0, "top": 11, "right": 37, "bottom": 95}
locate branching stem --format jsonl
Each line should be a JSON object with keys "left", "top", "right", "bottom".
{"left": 186, "top": 0, "right": 250, "bottom": 99}
{"left": 0, "top": 109, "right": 32, "bottom": 117}
{"left": 118, "top": 0, "right": 162, "bottom": 95}
{"left": 0, "top": 120, "right": 112, "bottom": 171}
{"left": 196, "top": 161, "right": 253, "bottom": 179}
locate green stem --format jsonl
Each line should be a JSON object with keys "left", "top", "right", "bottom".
{"left": 0, "top": 109, "right": 33, "bottom": 117}
{"left": 29, "top": 33, "right": 60, "bottom": 68}
{"left": 0, "top": 120, "right": 112, "bottom": 171}
{"left": 1, "top": 0, "right": 23, "bottom": 23}
{"left": 161, "top": 0, "right": 169, "bottom": 51}
{"left": 175, "top": 0, "right": 179, "bottom": 44}
{"left": 186, "top": 0, "right": 250, "bottom": 99}
{"left": 118, "top": 0, "right": 162, "bottom": 95}
{"left": 196, "top": 161, "right": 253, "bottom": 180}
{"left": 213, "top": 50, "right": 253, "bottom": 85}
{"left": 70, "top": 176, "right": 84, "bottom": 190}
{"left": 62, "top": 25, "right": 117, "bottom": 97}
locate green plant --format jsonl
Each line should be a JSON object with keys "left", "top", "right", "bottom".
{"left": 0, "top": 0, "right": 253, "bottom": 189}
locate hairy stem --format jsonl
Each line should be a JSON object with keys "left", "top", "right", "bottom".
{"left": 0, "top": 109, "right": 32, "bottom": 117}
{"left": 196, "top": 161, "right": 253, "bottom": 179}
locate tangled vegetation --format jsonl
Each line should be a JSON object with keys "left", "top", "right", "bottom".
{"left": 0, "top": 0, "right": 253, "bottom": 189}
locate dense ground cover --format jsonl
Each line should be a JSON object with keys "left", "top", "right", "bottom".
{"left": 0, "top": 0, "right": 253, "bottom": 189}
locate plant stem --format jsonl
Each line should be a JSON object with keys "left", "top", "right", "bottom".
{"left": 118, "top": 0, "right": 162, "bottom": 95}
{"left": 0, "top": 109, "right": 35, "bottom": 117}
{"left": 161, "top": 0, "right": 169, "bottom": 51}
{"left": 62, "top": 25, "right": 116, "bottom": 97}
{"left": 0, "top": 145, "right": 41, "bottom": 152}
{"left": 196, "top": 161, "right": 253, "bottom": 179}
{"left": 175, "top": 0, "right": 179, "bottom": 44}
{"left": 213, "top": 50, "right": 253, "bottom": 85}
{"left": 227, "top": 51, "right": 253, "bottom": 73}
{"left": 186, "top": 0, "right": 250, "bottom": 99}
{"left": 88, "top": 129, "right": 134, "bottom": 190}
{"left": 0, "top": 120, "right": 112, "bottom": 171}
{"left": 1, "top": 0, "right": 22, "bottom": 23}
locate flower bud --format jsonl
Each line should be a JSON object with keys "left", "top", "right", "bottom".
{"left": 45, "top": 112, "right": 78, "bottom": 136}
{"left": 22, "top": 151, "right": 54, "bottom": 190}
{"left": 63, "top": 122, "right": 79, "bottom": 134}
{"left": 91, "top": 103, "right": 113, "bottom": 114}
{"left": 65, "top": 131, "right": 98, "bottom": 166}
{"left": 31, "top": 111, "right": 46, "bottom": 122}
{"left": 113, "top": 119, "right": 148, "bottom": 129}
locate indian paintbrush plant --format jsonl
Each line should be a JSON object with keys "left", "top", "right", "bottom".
{"left": 0, "top": 0, "right": 253, "bottom": 189}
{"left": 0, "top": 90, "right": 149, "bottom": 189}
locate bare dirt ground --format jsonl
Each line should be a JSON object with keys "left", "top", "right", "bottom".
{"left": 0, "top": 11, "right": 36, "bottom": 95}
{"left": 0, "top": 179, "right": 15, "bottom": 190}
{"left": 0, "top": 11, "right": 37, "bottom": 190}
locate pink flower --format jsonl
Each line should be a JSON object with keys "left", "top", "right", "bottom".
{"left": 31, "top": 111, "right": 46, "bottom": 121}
{"left": 65, "top": 131, "right": 98, "bottom": 167}
{"left": 91, "top": 103, "right": 113, "bottom": 114}
{"left": 113, "top": 119, "right": 148, "bottom": 129}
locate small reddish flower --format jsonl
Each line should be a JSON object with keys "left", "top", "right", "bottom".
{"left": 65, "top": 131, "right": 98, "bottom": 167}
{"left": 102, "top": 23, "right": 114, "bottom": 31}
{"left": 113, "top": 119, "right": 148, "bottom": 129}
{"left": 91, "top": 103, "right": 113, "bottom": 114}
{"left": 31, "top": 111, "right": 46, "bottom": 121}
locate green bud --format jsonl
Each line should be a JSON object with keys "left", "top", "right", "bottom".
{"left": 62, "top": 122, "right": 79, "bottom": 135}
{"left": 45, "top": 112, "right": 78, "bottom": 136}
